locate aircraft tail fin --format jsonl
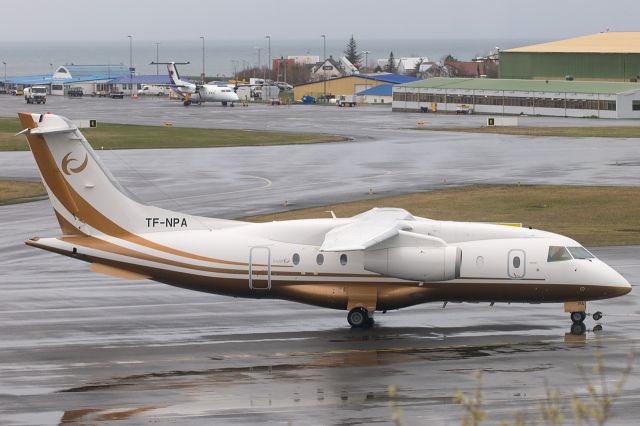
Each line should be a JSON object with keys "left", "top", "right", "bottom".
{"left": 18, "top": 112, "right": 208, "bottom": 237}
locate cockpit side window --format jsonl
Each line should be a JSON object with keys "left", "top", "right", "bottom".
{"left": 567, "top": 246, "right": 595, "bottom": 259}
{"left": 547, "top": 246, "right": 573, "bottom": 262}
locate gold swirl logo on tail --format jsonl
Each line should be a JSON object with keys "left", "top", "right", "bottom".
{"left": 61, "top": 152, "right": 89, "bottom": 176}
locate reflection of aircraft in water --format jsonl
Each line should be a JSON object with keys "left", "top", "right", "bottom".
{"left": 152, "top": 61, "right": 240, "bottom": 107}
{"left": 19, "top": 112, "right": 631, "bottom": 328}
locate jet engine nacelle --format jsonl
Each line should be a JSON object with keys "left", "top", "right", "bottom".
{"left": 364, "top": 246, "right": 462, "bottom": 282}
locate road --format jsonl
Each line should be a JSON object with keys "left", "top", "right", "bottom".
{"left": 0, "top": 95, "right": 639, "bottom": 425}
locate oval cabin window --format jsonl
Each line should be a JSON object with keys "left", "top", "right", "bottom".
{"left": 513, "top": 256, "right": 521, "bottom": 269}
{"left": 292, "top": 253, "right": 300, "bottom": 265}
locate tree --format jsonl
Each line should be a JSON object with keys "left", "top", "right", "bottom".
{"left": 385, "top": 51, "right": 397, "bottom": 73}
{"left": 443, "top": 54, "right": 458, "bottom": 63}
{"left": 412, "top": 57, "right": 425, "bottom": 77}
{"left": 343, "top": 35, "right": 363, "bottom": 67}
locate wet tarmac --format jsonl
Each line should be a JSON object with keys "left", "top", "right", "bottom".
{"left": 1, "top": 96, "right": 639, "bottom": 425}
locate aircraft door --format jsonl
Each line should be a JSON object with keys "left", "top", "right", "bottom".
{"left": 249, "top": 246, "right": 271, "bottom": 290}
{"left": 508, "top": 249, "right": 526, "bottom": 279}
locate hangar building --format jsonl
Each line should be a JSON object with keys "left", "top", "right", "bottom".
{"left": 294, "top": 74, "right": 418, "bottom": 101}
{"left": 500, "top": 32, "right": 640, "bottom": 82}
{"left": 392, "top": 77, "right": 640, "bottom": 119}
{"left": 7, "top": 64, "right": 128, "bottom": 95}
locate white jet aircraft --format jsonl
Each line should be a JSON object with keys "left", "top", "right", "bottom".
{"left": 18, "top": 113, "right": 631, "bottom": 330}
{"left": 154, "top": 62, "right": 240, "bottom": 107}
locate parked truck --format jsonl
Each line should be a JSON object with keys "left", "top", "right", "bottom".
{"left": 138, "top": 84, "right": 167, "bottom": 96}
{"left": 337, "top": 95, "right": 356, "bottom": 107}
{"left": 24, "top": 86, "right": 47, "bottom": 104}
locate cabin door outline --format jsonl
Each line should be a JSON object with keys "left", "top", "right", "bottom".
{"left": 508, "top": 249, "right": 526, "bottom": 279}
{"left": 249, "top": 246, "right": 271, "bottom": 290}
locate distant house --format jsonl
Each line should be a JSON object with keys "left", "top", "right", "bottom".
{"left": 376, "top": 57, "right": 429, "bottom": 75}
{"left": 444, "top": 59, "right": 498, "bottom": 78}
{"left": 397, "top": 57, "right": 428, "bottom": 75}
{"left": 310, "top": 56, "right": 358, "bottom": 81}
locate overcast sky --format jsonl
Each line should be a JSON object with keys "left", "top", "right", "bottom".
{"left": 1, "top": 0, "right": 638, "bottom": 42}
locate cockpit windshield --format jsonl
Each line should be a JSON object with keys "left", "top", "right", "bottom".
{"left": 548, "top": 246, "right": 595, "bottom": 262}
{"left": 547, "top": 246, "right": 573, "bottom": 262}
{"left": 567, "top": 246, "right": 595, "bottom": 259}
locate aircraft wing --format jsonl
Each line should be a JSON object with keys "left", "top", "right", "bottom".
{"left": 320, "top": 208, "right": 445, "bottom": 251}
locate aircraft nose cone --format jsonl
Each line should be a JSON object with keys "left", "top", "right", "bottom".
{"left": 610, "top": 268, "right": 632, "bottom": 296}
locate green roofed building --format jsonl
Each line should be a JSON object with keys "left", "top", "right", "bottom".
{"left": 392, "top": 77, "right": 640, "bottom": 118}
{"left": 500, "top": 32, "right": 640, "bottom": 82}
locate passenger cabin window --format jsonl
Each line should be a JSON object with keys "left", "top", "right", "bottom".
{"left": 292, "top": 253, "right": 300, "bottom": 265}
{"left": 340, "top": 254, "right": 348, "bottom": 266}
{"left": 567, "top": 246, "right": 595, "bottom": 259}
{"left": 547, "top": 246, "right": 573, "bottom": 262}
{"left": 316, "top": 254, "right": 324, "bottom": 265}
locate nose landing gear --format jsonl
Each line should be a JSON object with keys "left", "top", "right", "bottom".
{"left": 569, "top": 310, "right": 604, "bottom": 336}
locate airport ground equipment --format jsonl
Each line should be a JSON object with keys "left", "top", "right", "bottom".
{"left": 67, "top": 87, "right": 84, "bottom": 98}
{"left": 24, "top": 86, "right": 47, "bottom": 104}
{"left": 337, "top": 95, "right": 356, "bottom": 107}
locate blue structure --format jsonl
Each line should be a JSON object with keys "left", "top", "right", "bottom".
{"left": 356, "top": 73, "right": 420, "bottom": 84}
{"left": 6, "top": 64, "right": 130, "bottom": 95}
{"left": 357, "top": 83, "right": 394, "bottom": 96}
{"left": 108, "top": 75, "right": 171, "bottom": 85}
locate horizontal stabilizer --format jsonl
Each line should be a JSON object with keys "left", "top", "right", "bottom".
{"left": 90, "top": 262, "right": 150, "bottom": 280}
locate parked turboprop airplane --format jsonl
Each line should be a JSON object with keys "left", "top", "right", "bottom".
{"left": 153, "top": 61, "right": 240, "bottom": 107}
{"left": 18, "top": 112, "right": 631, "bottom": 330}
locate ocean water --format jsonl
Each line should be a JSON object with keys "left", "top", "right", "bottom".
{"left": 0, "top": 38, "right": 543, "bottom": 78}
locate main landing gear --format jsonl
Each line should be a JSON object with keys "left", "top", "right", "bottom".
{"left": 347, "top": 307, "right": 374, "bottom": 328}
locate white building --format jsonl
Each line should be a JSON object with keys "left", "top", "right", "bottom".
{"left": 376, "top": 57, "right": 429, "bottom": 74}
{"left": 392, "top": 77, "right": 640, "bottom": 119}
{"left": 288, "top": 55, "right": 320, "bottom": 65}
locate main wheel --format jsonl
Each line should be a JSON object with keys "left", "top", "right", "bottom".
{"left": 570, "top": 311, "right": 586, "bottom": 323}
{"left": 593, "top": 311, "right": 603, "bottom": 321}
{"left": 347, "top": 307, "right": 370, "bottom": 328}
{"left": 222, "top": 101, "right": 228, "bottom": 106}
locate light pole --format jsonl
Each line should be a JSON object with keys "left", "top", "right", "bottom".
{"left": 2, "top": 61, "right": 6, "bottom": 90}
{"left": 362, "top": 50, "right": 370, "bottom": 72}
{"left": 200, "top": 36, "right": 205, "bottom": 83}
{"left": 127, "top": 35, "right": 133, "bottom": 96}
{"left": 127, "top": 35, "right": 133, "bottom": 75}
{"left": 321, "top": 35, "right": 327, "bottom": 101}
{"left": 255, "top": 47, "right": 261, "bottom": 71}
{"left": 154, "top": 42, "right": 160, "bottom": 75}
{"left": 265, "top": 35, "right": 271, "bottom": 80}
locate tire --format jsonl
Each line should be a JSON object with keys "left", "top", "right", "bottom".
{"left": 570, "top": 311, "right": 586, "bottom": 323}
{"left": 570, "top": 322, "right": 586, "bottom": 335}
{"left": 593, "top": 311, "right": 603, "bottom": 321}
{"left": 347, "top": 307, "right": 369, "bottom": 328}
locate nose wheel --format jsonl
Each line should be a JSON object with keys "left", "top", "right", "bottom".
{"left": 570, "top": 311, "right": 586, "bottom": 323}
{"left": 347, "top": 307, "right": 374, "bottom": 328}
